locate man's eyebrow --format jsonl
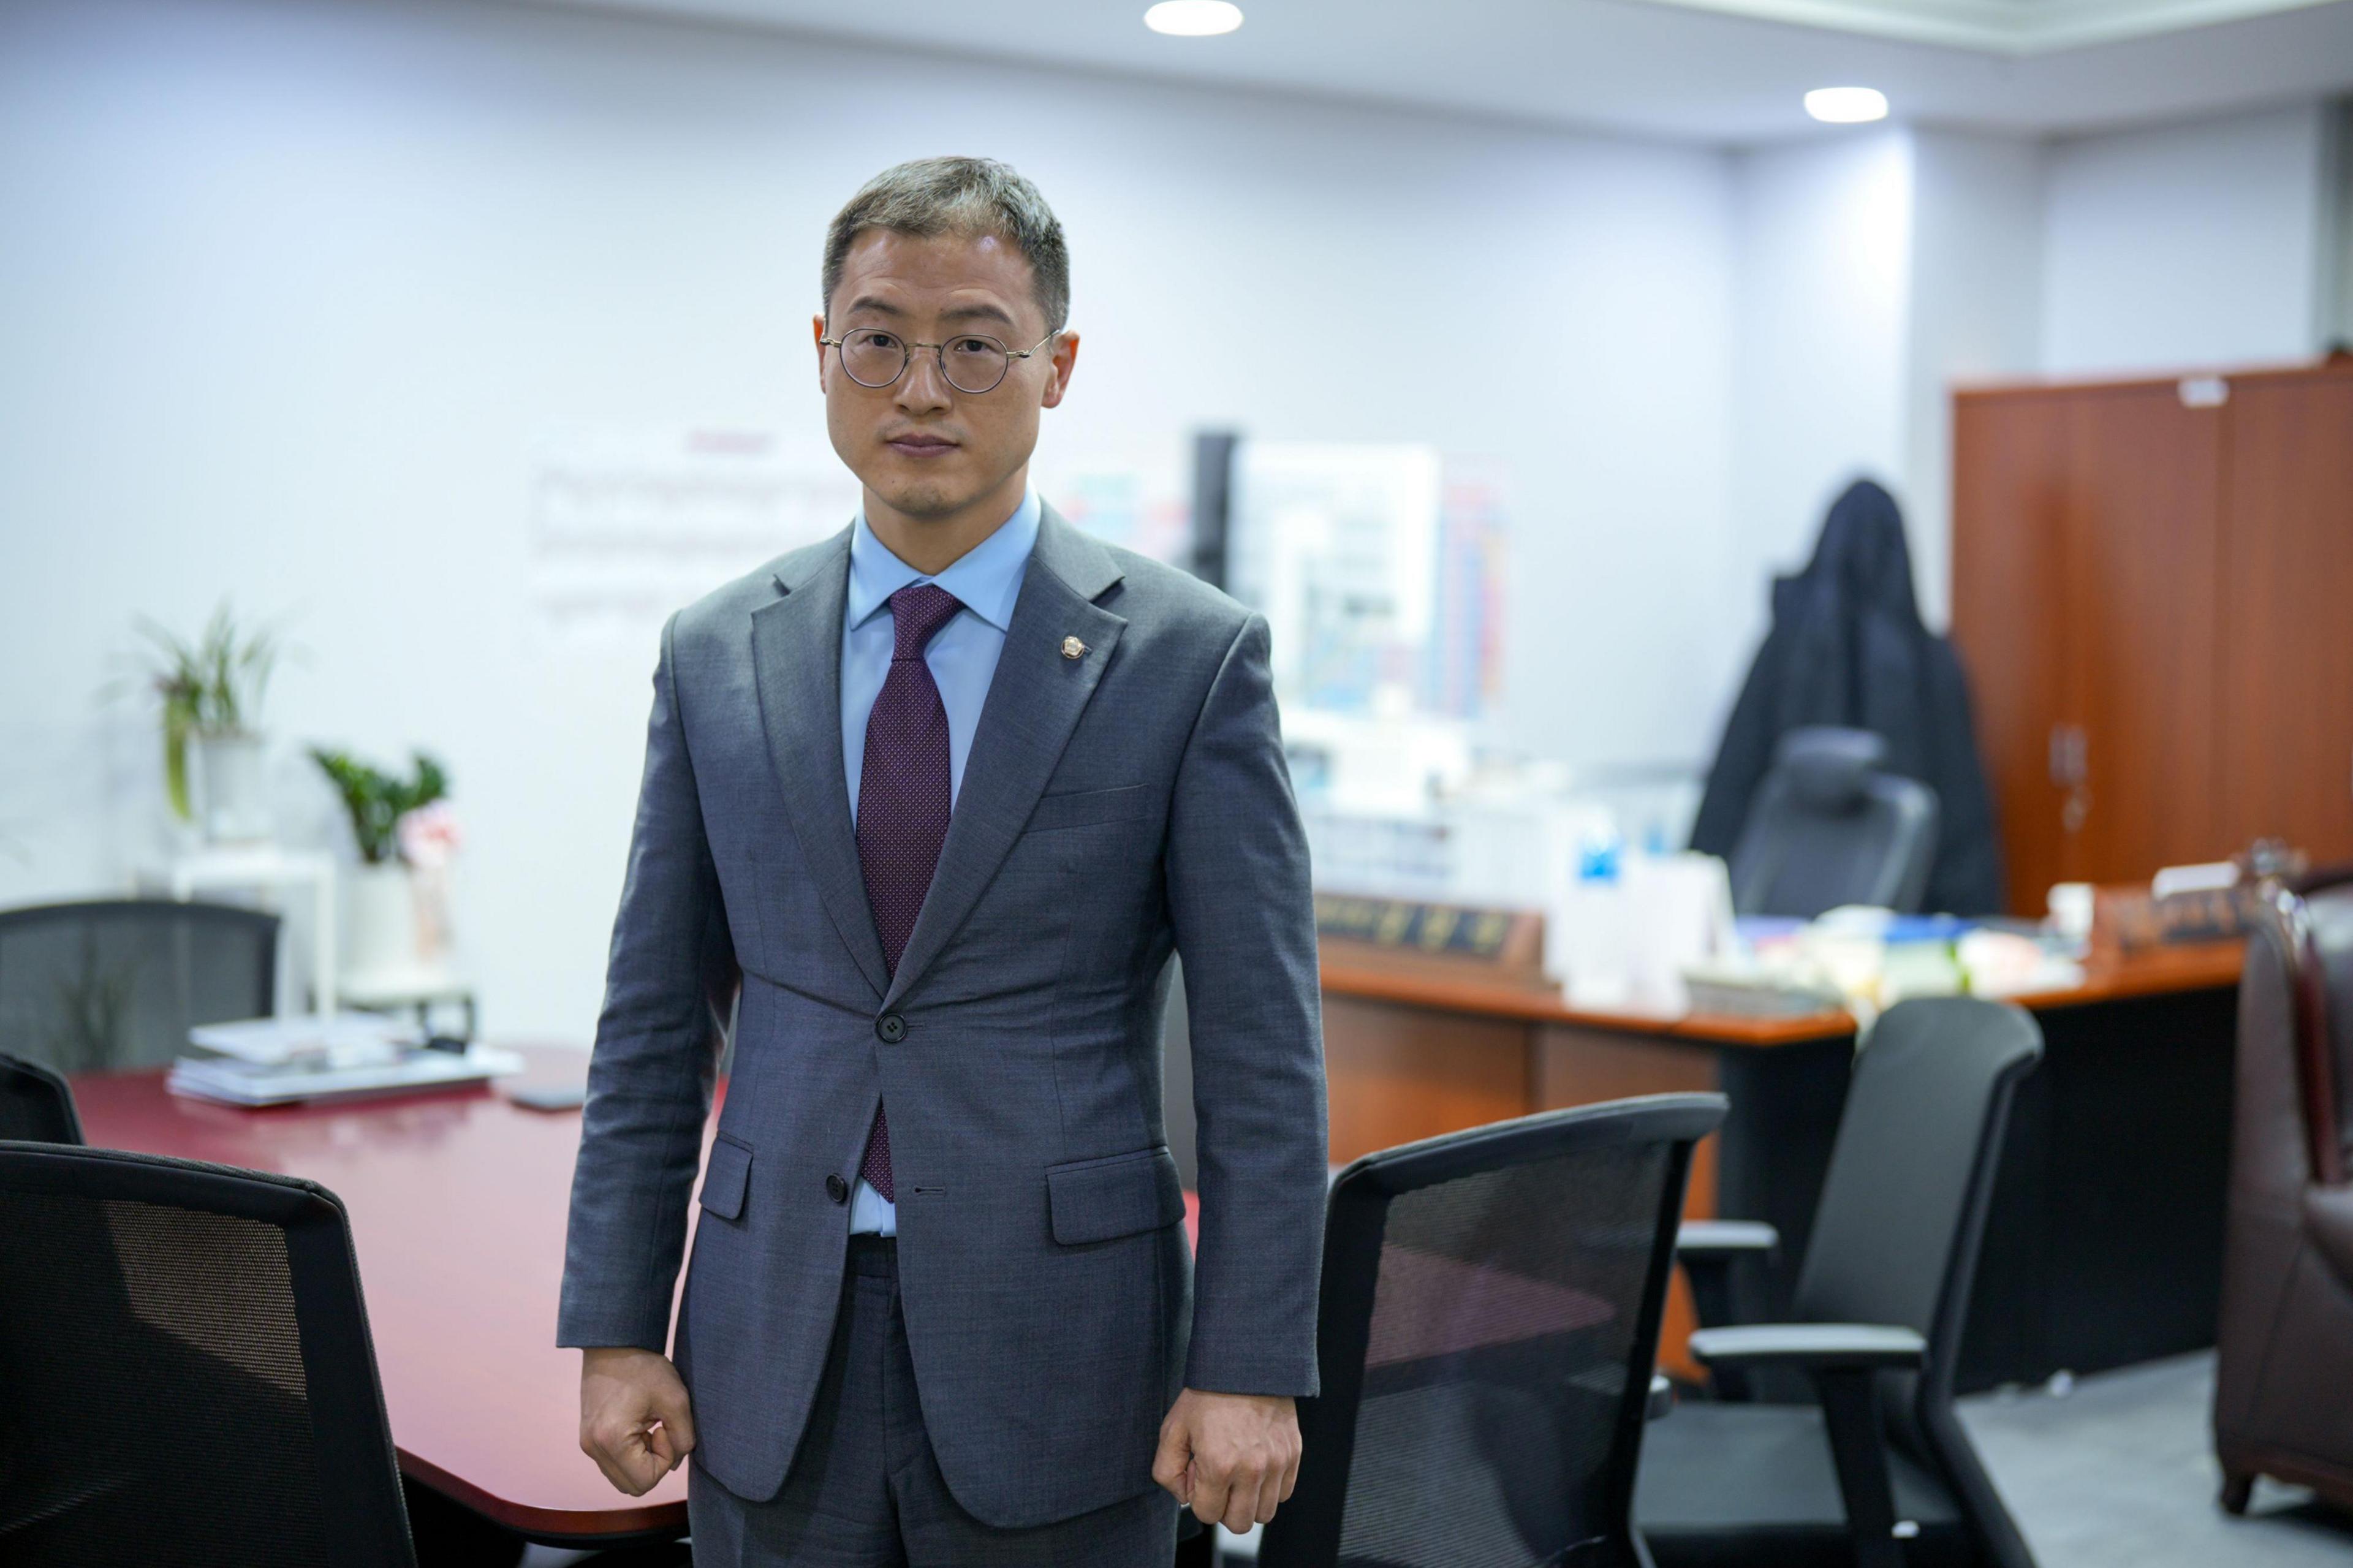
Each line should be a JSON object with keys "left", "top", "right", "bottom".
{"left": 937, "top": 302, "right": 1019, "bottom": 328}
{"left": 841, "top": 295, "right": 906, "bottom": 317}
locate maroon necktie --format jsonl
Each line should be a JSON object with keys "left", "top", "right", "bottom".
{"left": 853, "top": 581, "right": 964, "bottom": 1203}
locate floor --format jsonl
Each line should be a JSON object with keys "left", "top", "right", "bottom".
{"left": 1957, "top": 1352, "right": 2353, "bottom": 1568}
{"left": 522, "top": 1352, "right": 2353, "bottom": 1567}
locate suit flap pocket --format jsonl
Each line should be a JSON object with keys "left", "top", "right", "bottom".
{"left": 699, "top": 1135, "right": 752, "bottom": 1221}
{"left": 1025, "top": 784, "right": 1153, "bottom": 835}
{"left": 1047, "top": 1145, "right": 1183, "bottom": 1246}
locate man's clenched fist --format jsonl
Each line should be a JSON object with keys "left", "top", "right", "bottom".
{"left": 579, "top": 1346, "right": 697, "bottom": 1496}
{"left": 1151, "top": 1389, "right": 1302, "bottom": 1533}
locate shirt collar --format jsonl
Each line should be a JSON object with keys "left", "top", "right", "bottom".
{"left": 847, "top": 487, "right": 1041, "bottom": 635}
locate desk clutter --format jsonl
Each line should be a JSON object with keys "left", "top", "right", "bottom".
{"left": 1689, "top": 908, "right": 2079, "bottom": 1023}
{"left": 1317, "top": 846, "right": 2298, "bottom": 1030}
{"left": 167, "top": 1012, "right": 523, "bottom": 1107}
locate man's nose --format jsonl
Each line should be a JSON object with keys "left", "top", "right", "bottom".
{"left": 895, "top": 348, "right": 953, "bottom": 414}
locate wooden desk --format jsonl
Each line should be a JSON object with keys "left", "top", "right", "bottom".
{"left": 1320, "top": 941, "right": 2246, "bottom": 1388}
{"left": 70, "top": 1047, "right": 688, "bottom": 1547}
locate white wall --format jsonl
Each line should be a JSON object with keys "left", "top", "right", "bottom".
{"left": 2042, "top": 102, "right": 2337, "bottom": 376}
{"left": 1722, "top": 128, "right": 1913, "bottom": 659}
{"left": 0, "top": 0, "right": 1739, "bottom": 1040}
{"left": 1903, "top": 128, "right": 2044, "bottom": 627}
{"left": 2328, "top": 101, "right": 2353, "bottom": 347}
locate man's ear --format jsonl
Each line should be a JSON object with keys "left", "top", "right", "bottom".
{"left": 812, "top": 313, "right": 830, "bottom": 392}
{"left": 1040, "top": 329, "right": 1080, "bottom": 411}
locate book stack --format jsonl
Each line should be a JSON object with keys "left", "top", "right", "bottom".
{"left": 167, "top": 1013, "right": 525, "bottom": 1107}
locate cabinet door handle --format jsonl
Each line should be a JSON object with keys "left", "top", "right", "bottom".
{"left": 2048, "top": 723, "right": 2088, "bottom": 787}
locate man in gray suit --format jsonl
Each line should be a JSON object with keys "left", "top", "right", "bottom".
{"left": 558, "top": 156, "right": 1328, "bottom": 1566}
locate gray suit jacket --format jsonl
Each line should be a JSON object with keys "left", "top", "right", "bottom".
{"left": 557, "top": 506, "right": 1328, "bottom": 1528}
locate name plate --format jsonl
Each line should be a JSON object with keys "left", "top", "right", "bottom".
{"left": 1315, "top": 894, "right": 1547, "bottom": 986}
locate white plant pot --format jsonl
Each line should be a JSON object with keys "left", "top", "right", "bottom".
{"left": 344, "top": 862, "right": 422, "bottom": 990}
{"left": 195, "top": 731, "right": 271, "bottom": 843}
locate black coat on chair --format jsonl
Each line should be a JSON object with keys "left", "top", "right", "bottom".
{"left": 1691, "top": 479, "right": 2004, "bottom": 917}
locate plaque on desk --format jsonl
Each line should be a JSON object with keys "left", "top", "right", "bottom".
{"left": 2093, "top": 882, "right": 2259, "bottom": 955}
{"left": 1314, "top": 893, "right": 1547, "bottom": 987}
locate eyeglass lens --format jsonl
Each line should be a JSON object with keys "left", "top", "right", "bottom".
{"left": 838, "top": 328, "right": 1009, "bottom": 393}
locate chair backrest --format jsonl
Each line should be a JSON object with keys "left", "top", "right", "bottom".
{"left": 1727, "top": 728, "right": 1939, "bottom": 917}
{"left": 1794, "top": 996, "right": 2041, "bottom": 1434}
{"left": 1263, "top": 1094, "right": 1726, "bottom": 1568}
{"left": 0, "top": 1141, "right": 414, "bottom": 1567}
{"left": 0, "top": 1050, "right": 82, "bottom": 1143}
{"left": 0, "top": 899, "right": 279, "bottom": 1073}
{"left": 2273, "top": 869, "right": 2353, "bottom": 1185}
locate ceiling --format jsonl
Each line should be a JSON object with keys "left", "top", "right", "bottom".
{"left": 1646, "top": 0, "right": 2345, "bottom": 53}
{"left": 533, "top": 0, "right": 2353, "bottom": 144}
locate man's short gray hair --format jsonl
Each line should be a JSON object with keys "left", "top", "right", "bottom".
{"left": 822, "top": 156, "right": 1070, "bottom": 334}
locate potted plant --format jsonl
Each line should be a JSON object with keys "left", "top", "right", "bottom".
{"left": 311, "top": 748, "right": 457, "bottom": 988}
{"left": 130, "top": 602, "right": 289, "bottom": 842}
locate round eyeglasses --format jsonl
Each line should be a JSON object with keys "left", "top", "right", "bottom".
{"left": 819, "top": 327, "right": 1058, "bottom": 395}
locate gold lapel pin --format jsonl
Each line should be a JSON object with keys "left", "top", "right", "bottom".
{"left": 1061, "top": 635, "right": 1087, "bottom": 660}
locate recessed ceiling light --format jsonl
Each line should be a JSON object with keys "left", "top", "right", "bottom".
{"left": 1145, "top": 1, "right": 1244, "bottom": 37}
{"left": 1805, "top": 86, "right": 1889, "bottom": 124}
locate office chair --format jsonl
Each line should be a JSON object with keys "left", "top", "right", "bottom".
{"left": 1726, "top": 729, "right": 1939, "bottom": 917}
{"left": 1260, "top": 1093, "right": 1727, "bottom": 1568}
{"left": 1636, "top": 996, "right": 2042, "bottom": 1568}
{"left": 2215, "top": 869, "right": 2353, "bottom": 1517}
{"left": 0, "top": 1050, "right": 82, "bottom": 1143}
{"left": 0, "top": 898, "right": 279, "bottom": 1073}
{"left": 0, "top": 1140, "right": 416, "bottom": 1567}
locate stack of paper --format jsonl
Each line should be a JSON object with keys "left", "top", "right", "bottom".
{"left": 169, "top": 1042, "right": 526, "bottom": 1107}
{"left": 187, "top": 1012, "right": 423, "bottom": 1067}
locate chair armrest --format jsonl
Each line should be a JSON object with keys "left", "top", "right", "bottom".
{"left": 1674, "top": 1221, "right": 1784, "bottom": 1398}
{"left": 1689, "top": 1324, "right": 1926, "bottom": 1568}
{"left": 1675, "top": 1219, "right": 1780, "bottom": 1259}
{"left": 1686, "top": 1322, "right": 1926, "bottom": 1373}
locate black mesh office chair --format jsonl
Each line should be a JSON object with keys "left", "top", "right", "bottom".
{"left": 1260, "top": 1093, "right": 1727, "bottom": 1568}
{"left": 1727, "top": 729, "right": 1939, "bottom": 917}
{"left": 0, "top": 898, "right": 279, "bottom": 1073}
{"left": 1636, "top": 997, "right": 2042, "bottom": 1568}
{"left": 0, "top": 1140, "right": 415, "bottom": 1566}
{"left": 0, "top": 1050, "right": 81, "bottom": 1143}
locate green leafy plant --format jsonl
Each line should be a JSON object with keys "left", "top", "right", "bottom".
{"left": 310, "top": 748, "right": 450, "bottom": 865}
{"left": 127, "top": 602, "right": 289, "bottom": 821}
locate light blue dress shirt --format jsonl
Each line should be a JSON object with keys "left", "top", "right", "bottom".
{"left": 840, "top": 487, "right": 1042, "bottom": 1234}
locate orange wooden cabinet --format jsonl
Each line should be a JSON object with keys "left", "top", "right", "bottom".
{"left": 1952, "top": 358, "right": 2353, "bottom": 914}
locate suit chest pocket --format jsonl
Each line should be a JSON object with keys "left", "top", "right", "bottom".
{"left": 1023, "top": 784, "right": 1154, "bottom": 835}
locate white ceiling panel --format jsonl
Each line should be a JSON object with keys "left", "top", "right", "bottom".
{"left": 521, "top": 0, "right": 2353, "bottom": 143}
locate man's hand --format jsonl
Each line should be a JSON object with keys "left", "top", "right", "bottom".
{"left": 578, "top": 1346, "right": 697, "bottom": 1496}
{"left": 1152, "top": 1388, "right": 1302, "bottom": 1532}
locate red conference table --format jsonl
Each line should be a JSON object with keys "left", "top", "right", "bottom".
{"left": 73, "top": 1045, "right": 691, "bottom": 1543}
{"left": 71, "top": 1046, "right": 1208, "bottom": 1545}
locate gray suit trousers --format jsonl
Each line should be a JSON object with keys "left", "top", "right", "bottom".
{"left": 688, "top": 1237, "right": 1179, "bottom": 1567}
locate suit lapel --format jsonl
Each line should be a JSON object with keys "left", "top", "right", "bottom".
{"left": 748, "top": 528, "right": 892, "bottom": 1001}
{"left": 883, "top": 507, "right": 1127, "bottom": 1010}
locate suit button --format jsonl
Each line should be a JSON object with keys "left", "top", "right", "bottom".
{"left": 825, "top": 1173, "right": 849, "bottom": 1204}
{"left": 876, "top": 1012, "right": 906, "bottom": 1043}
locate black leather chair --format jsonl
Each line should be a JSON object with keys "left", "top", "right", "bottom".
{"left": 0, "top": 898, "right": 279, "bottom": 1073}
{"left": 1261, "top": 1093, "right": 1727, "bottom": 1568}
{"left": 0, "top": 1140, "right": 415, "bottom": 1565}
{"left": 0, "top": 1051, "right": 81, "bottom": 1143}
{"left": 1727, "top": 729, "right": 1939, "bottom": 917}
{"left": 2215, "top": 869, "right": 2353, "bottom": 1516}
{"left": 1636, "top": 997, "right": 2041, "bottom": 1568}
